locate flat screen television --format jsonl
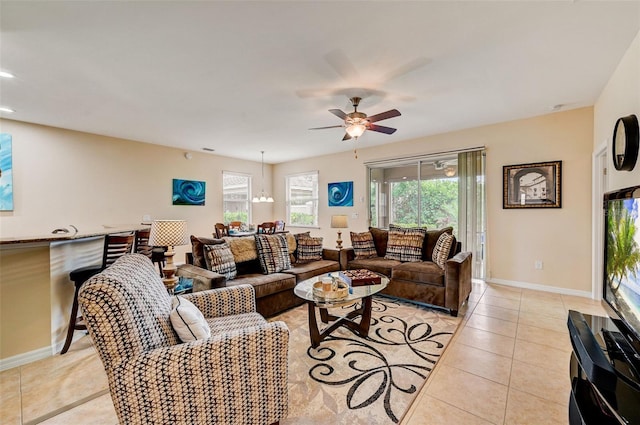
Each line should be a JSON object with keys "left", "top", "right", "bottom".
{"left": 603, "top": 184, "right": 640, "bottom": 359}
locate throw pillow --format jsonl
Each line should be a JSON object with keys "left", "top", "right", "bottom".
{"left": 432, "top": 232, "right": 454, "bottom": 269}
{"left": 203, "top": 243, "right": 237, "bottom": 280}
{"left": 368, "top": 227, "right": 389, "bottom": 257}
{"left": 255, "top": 234, "right": 291, "bottom": 274}
{"left": 170, "top": 296, "right": 211, "bottom": 342}
{"left": 296, "top": 236, "right": 323, "bottom": 263}
{"left": 384, "top": 224, "right": 427, "bottom": 262}
{"left": 190, "top": 235, "right": 221, "bottom": 268}
{"left": 423, "top": 226, "right": 454, "bottom": 261}
{"left": 350, "top": 231, "right": 377, "bottom": 259}
{"left": 222, "top": 236, "right": 258, "bottom": 263}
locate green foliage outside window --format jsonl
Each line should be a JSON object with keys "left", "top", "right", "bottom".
{"left": 290, "top": 212, "right": 314, "bottom": 226}
{"left": 391, "top": 179, "right": 458, "bottom": 233}
{"left": 224, "top": 212, "right": 248, "bottom": 223}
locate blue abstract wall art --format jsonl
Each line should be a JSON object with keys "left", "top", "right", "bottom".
{"left": 173, "top": 179, "right": 206, "bottom": 206}
{"left": 328, "top": 181, "right": 353, "bottom": 207}
{"left": 0, "top": 133, "right": 13, "bottom": 211}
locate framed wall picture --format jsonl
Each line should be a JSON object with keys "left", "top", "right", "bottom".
{"left": 503, "top": 160, "right": 562, "bottom": 209}
{"left": 172, "top": 178, "right": 206, "bottom": 206}
{"left": 0, "top": 133, "right": 13, "bottom": 211}
{"left": 328, "top": 181, "right": 353, "bottom": 207}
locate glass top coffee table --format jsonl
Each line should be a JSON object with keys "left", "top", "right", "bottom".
{"left": 294, "top": 272, "right": 388, "bottom": 348}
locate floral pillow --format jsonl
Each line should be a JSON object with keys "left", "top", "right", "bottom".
{"left": 350, "top": 231, "right": 377, "bottom": 259}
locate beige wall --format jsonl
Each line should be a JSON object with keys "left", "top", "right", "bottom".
{"left": 0, "top": 119, "right": 275, "bottom": 257}
{"left": 275, "top": 107, "right": 594, "bottom": 294}
{"left": 594, "top": 30, "right": 640, "bottom": 191}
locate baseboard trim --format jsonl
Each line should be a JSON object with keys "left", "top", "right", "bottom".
{"left": 0, "top": 346, "right": 53, "bottom": 371}
{"left": 487, "top": 278, "right": 593, "bottom": 299}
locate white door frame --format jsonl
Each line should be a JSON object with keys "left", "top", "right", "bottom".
{"left": 592, "top": 142, "right": 608, "bottom": 300}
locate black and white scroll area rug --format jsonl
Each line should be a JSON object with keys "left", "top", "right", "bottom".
{"left": 271, "top": 296, "right": 462, "bottom": 425}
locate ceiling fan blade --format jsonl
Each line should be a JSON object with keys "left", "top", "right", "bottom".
{"left": 309, "top": 125, "right": 344, "bottom": 130}
{"left": 368, "top": 124, "right": 397, "bottom": 135}
{"left": 367, "top": 109, "right": 401, "bottom": 123}
{"left": 329, "top": 109, "right": 348, "bottom": 120}
{"left": 342, "top": 133, "right": 352, "bottom": 141}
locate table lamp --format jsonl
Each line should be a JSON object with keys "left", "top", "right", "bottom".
{"left": 330, "top": 215, "right": 348, "bottom": 249}
{"left": 148, "top": 219, "right": 189, "bottom": 293}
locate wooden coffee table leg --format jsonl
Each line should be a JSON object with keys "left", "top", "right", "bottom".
{"left": 307, "top": 302, "right": 322, "bottom": 348}
{"left": 358, "top": 295, "right": 373, "bottom": 337}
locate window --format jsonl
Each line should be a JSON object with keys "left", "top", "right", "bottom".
{"left": 286, "top": 171, "right": 318, "bottom": 227}
{"left": 367, "top": 149, "right": 486, "bottom": 278}
{"left": 222, "top": 172, "right": 251, "bottom": 224}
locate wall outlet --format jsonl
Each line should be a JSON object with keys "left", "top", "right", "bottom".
{"left": 142, "top": 214, "right": 151, "bottom": 222}
{"left": 534, "top": 260, "right": 543, "bottom": 270}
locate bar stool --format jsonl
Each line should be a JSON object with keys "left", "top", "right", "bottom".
{"left": 135, "top": 228, "right": 166, "bottom": 277}
{"left": 61, "top": 232, "right": 135, "bottom": 354}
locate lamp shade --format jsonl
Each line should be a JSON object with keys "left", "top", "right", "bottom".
{"left": 330, "top": 215, "right": 348, "bottom": 228}
{"left": 148, "top": 220, "right": 189, "bottom": 247}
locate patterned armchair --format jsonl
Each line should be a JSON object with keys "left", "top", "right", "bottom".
{"left": 78, "top": 254, "right": 289, "bottom": 425}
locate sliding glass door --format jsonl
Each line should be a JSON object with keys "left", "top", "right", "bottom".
{"left": 367, "top": 149, "right": 486, "bottom": 279}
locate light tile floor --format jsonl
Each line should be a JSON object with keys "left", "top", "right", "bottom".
{"left": 0, "top": 281, "right": 606, "bottom": 425}
{"left": 400, "top": 280, "right": 607, "bottom": 425}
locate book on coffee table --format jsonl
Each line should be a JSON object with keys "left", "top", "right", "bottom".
{"left": 338, "top": 269, "right": 382, "bottom": 286}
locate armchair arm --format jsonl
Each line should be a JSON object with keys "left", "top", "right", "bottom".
{"left": 444, "top": 251, "right": 472, "bottom": 316}
{"left": 109, "top": 321, "right": 289, "bottom": 425}
{"left": 177, "top": 263, "right": 225, "bottom": 292}
{"left": 182, "top": 284, "right": 257, "bottom": 318}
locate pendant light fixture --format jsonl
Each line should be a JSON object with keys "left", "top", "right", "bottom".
{"left": 252, "top": 151, "right": 274, "bottom": 203}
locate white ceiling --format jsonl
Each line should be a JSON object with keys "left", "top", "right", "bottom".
{"left": 1, "top": 1, "right": 639, "bottom": 164}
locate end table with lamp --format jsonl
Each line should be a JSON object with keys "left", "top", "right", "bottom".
{"left": 148, "top": 219, "right": 189, "bottom": 294}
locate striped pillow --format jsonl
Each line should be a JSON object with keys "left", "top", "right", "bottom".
{"left": 296, "top": 236, "right": 323, "bottom": 263}
{"left": 433, "top": 232, "right": 454, "bottom": 269}
{"left": 255, "top": 234, "right": 291, "bottom": 274}
{"left": 350, "top": 231, "right": 377, "bottom": 259}
{"left": 203, "top": 243, "right": 237, "bottom": 280}
{"left": 384, "top": 224, "right": 427, "bottom": 262}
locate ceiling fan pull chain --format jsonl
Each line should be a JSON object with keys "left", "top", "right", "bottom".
{"left": 354, "top": 137, "right": 358, "bottom": 159}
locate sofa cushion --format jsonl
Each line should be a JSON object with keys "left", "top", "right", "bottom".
{"left": 350, "top": 231, "right": 377, "bottom": 259}
{"left": 170, "top": 295, "right": 211, "bottom": 342}
{"left": 203, "top": 243, "right": 237, "bottom": 280}
{"left": 384, "top": 225, "right": 427, "bottom": 262}
{"left": 190, "top": 235, "right": 222, "bottom": 268}
{"left": 222, "top": 236, "right": 258, "bottom": 263}
{"left": 423, "top": 227, "right": 453, "bottom": 261}
{"left": 347, "top": 257, "right": 401, "bottom": 277}
{"left": 285, "top": 259, "right": 340, "bottom": 283}
{"left": 226, "top": 272, "right": 296, "bottom": 299}
{"left": 255, "top": 234, "right": 291, "bottom": 274}
{"left": 369, "top": 227, "right": 388, "bottom": 257}
{"left": 433, "top": 232, "right": 454, "bottom": 269}
{"left": 296, "top": 236, "right": 323, "bottom": 263}
{"left": 391, "top": 261, "right": 445, "bottom": 287}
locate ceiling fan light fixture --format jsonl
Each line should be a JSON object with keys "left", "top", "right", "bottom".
{"left": 346, "top": 123, "right": 366, "bottom": 138}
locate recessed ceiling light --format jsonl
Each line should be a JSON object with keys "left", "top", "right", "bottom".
{"left": 0, "top": 71, "right": 15, "bottom": 78}
{"left": 0, "top": 107, "right": 15, "bottom": 113}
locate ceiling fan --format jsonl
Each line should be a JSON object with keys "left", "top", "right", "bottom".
{"left": 309, "top": 97, "right": 401, "bottom": 141}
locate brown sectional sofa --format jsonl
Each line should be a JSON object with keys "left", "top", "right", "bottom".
{"left": 343, "top": 227, "right": 472, "bottom": 316}
{"left": 177, "top": 234, "right": 340, "bottom": 317}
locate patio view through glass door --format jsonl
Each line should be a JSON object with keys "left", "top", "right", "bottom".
{"left": 367, "top": 149, "right": 486, "bottom": 279}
